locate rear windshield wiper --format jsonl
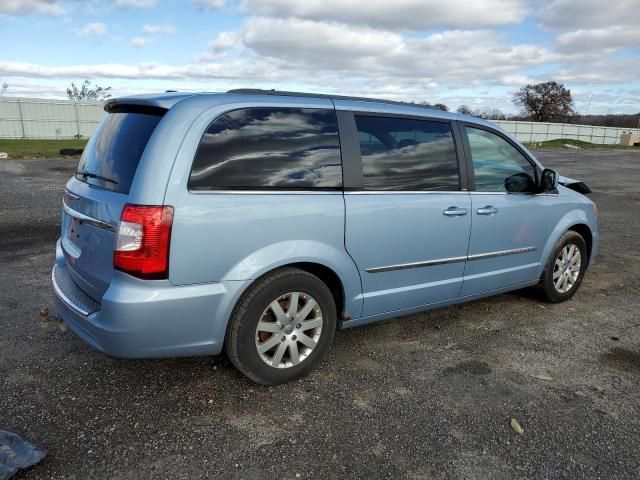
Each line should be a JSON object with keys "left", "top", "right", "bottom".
{"left": 76, "top": 170, "right": 118, "bottom": 185}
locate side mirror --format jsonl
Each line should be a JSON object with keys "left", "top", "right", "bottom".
{"left": 539, "top": 168, "right": 559, "bottom": 193}
{"left": 505, "top": 172, "right": 536, "bottom": 193}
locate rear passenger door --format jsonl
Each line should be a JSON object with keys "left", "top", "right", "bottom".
{"left": 340, "top": 111, "right": 471, "bottom": 317}
{"left": 460, "top": 124, "right": 551, "bottom": 296}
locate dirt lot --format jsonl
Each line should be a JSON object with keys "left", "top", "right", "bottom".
{"left": 1, "top": 149, "right": 639, "bottom": 479}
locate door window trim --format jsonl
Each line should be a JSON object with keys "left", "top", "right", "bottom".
{"left": 338, "top": 110, "right": 469, "bottom": 192}
{"left": 458, "top": 121, "right": 541, "bottom": 193}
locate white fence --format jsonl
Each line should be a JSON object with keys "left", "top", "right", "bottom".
{"left": 495, "top": 120, "right": 639, "bottom": 145}
{"left": 0, "top": 97, "right": 105, "bottom": 139}
{"left": 0, "top": 97, "right": 638, "bottom": 144}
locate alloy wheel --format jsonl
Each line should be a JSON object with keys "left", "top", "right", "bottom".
{"left": 255, "top": 292, "right": 323, "bottom": 368}
{"left": 553, "top": 243, "right": 581, "bottom": 293}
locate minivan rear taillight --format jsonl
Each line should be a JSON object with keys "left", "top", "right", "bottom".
{"left": 114, "top": 204, "right": 174, "bottom": 279}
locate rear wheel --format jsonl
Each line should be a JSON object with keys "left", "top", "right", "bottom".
{"left": 226, "top": 268, "right": 336, "bottom": 385}
{"left": 540, "top": 230, "right": 588, "bottom": 303}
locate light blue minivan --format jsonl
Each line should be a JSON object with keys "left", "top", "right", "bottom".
{"left": 52, "top": 89, "right": 598, "bottom": 384}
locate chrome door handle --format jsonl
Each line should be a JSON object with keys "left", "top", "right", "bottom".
{"left": 476, "top": 205, "right": 498, "bottom": 215}
{"left": 443, "top": 206, "right": 468, "bottom": 217}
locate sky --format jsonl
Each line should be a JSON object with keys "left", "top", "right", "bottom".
{"left": 0, "top": 0, "right": 639, "bottom": 115}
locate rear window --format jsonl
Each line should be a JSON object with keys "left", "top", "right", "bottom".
{"left": 75, "top": 110, "right": 164, "bottom": 194}
{"left": 188, "top": 107, "right": 342, "bottom": 190}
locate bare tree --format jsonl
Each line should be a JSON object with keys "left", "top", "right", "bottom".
{"left": 456, "top": 105, "right": 474, "bottom": 115}
{"left": 456, "top": 105, "right": 508, "bottom": 120}
{"left": 475, "top": 107, "right": 507, "bottom": 120}
{"left": 66, "top": 80, "right": 112, "bottom": 102}
{"left": 0, "top": 82, "right": 8, "bottom": 96}
{"left": 409, "top": 100, "right": 448, "bottom": 111}
{"left": 513, "top": 81, "right": 574, "bottom": 122}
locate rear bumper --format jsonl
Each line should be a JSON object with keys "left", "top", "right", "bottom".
{"left": 52, "top": 239, "right": 247, "bottom": 358}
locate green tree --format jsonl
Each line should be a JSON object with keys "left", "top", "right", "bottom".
{"left": 66, "top": 80, "right": 112, "bottom": 102}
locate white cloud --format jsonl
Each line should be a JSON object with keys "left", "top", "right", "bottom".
{"left": 500, "top": 74, "right": 536, "bottom": 86}
{"left": 3, "top": 13, "right": 634, "bottom": 93}
{"left": 131, "top": 37, "right": 151, "bottom": 48}
{"left": 0, "top": 59, "right": 280, "bottom": 81}
{"left": 555, "top": 58, "right": 640, "bottom": 85}
{"left": 2, "top": 56, "right": 639, "bottom": 113}
{"left": 242, "top": 0, "right": 529, "bottom": 30}
{"left": 0, "top": 0, "right": 64, "bottom": 16}
{"left": 199, "top": 32, "right": 242, "bottom": 60}
{"left": 0, "top": 18, "right": 553, "bottom": 88}
{"left": 241, "top": 18, "right": 406, "bottom": 68}
{"left": 2, "top": 4, "right": 639, "bottom": 114}
{"left": 77, "top": 22, "right": 108, "bottom": 37}
{"left": 2, "top": 0, "right": 640, "bottom": 115}
{"left": 115, "top": 0, "right": 157, "bottom": 7}
{"left": 232, "top": 18, "right": 551, "bottom": 82}
{"left": 557, "top": 26, "right": 640, "bottom": 53}
{"left": 538, "top": 0, "right": 640, "bottom": 30}
{"left": 142, "top": 24, "right": 176, "bottom": 34}
{"left": 190, "top": 0, "right": 225, "bottom": 9}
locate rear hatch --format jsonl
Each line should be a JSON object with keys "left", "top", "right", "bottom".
{"left": 61, "top": 105, "right": 165, "bottom": 301}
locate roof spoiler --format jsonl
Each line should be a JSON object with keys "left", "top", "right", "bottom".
{"left": 103, "top": 92, "right": 196, "bottom": 113}
{"left": 103, "top": 100, "right": 167, "bottom": 115}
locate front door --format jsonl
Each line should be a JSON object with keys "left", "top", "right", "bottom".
{"left": 460, "top": 125, "right": 551, "bottom": 297}
{"left": 343, "top": 113, "right": 471, "bottom": 316}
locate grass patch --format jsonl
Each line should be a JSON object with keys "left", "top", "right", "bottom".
{"left": 0, "top": 138, "right": 88, "bottom": 159}
{"left": 525, "top": 138, "right": 636, "bottom": 149}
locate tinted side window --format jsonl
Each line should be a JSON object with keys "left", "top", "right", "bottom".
{"left": 189, "top": 108, "right": 342, "bottom": 190}
{"left": 354, "top": 115, "right": 460, "bottom": 191}
{"left": 466, "top": 127, "right": 536, "bottom": 192}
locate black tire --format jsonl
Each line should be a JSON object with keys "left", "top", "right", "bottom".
{"left": 225, "top": 268, "right": 337, "bottom": 385}
{"left": 539, "top": 230, "right": 588, "bottom": 303}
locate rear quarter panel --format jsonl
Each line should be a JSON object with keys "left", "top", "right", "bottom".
{"left": 162, "top": 96, "right": 364, "bottom": 320}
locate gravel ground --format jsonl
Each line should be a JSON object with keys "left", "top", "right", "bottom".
{"left": 1, "top": 149, "right": 639, "bottom": 479}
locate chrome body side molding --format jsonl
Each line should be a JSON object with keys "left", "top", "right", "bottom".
{"left": 466, "top": 246, "right": 537, "bottom": 261}
{"left": 365, "top": 246, "right": 537, "bottom": 273}
{"left": 365, "top": 255, "right": 467, "bottom": 273}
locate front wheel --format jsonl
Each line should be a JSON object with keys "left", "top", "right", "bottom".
{"left": 539, "top": 230, "right": 588, "bottom": 303}
{"left": 225, "top": 268, "right": 337, "bottom": 385}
